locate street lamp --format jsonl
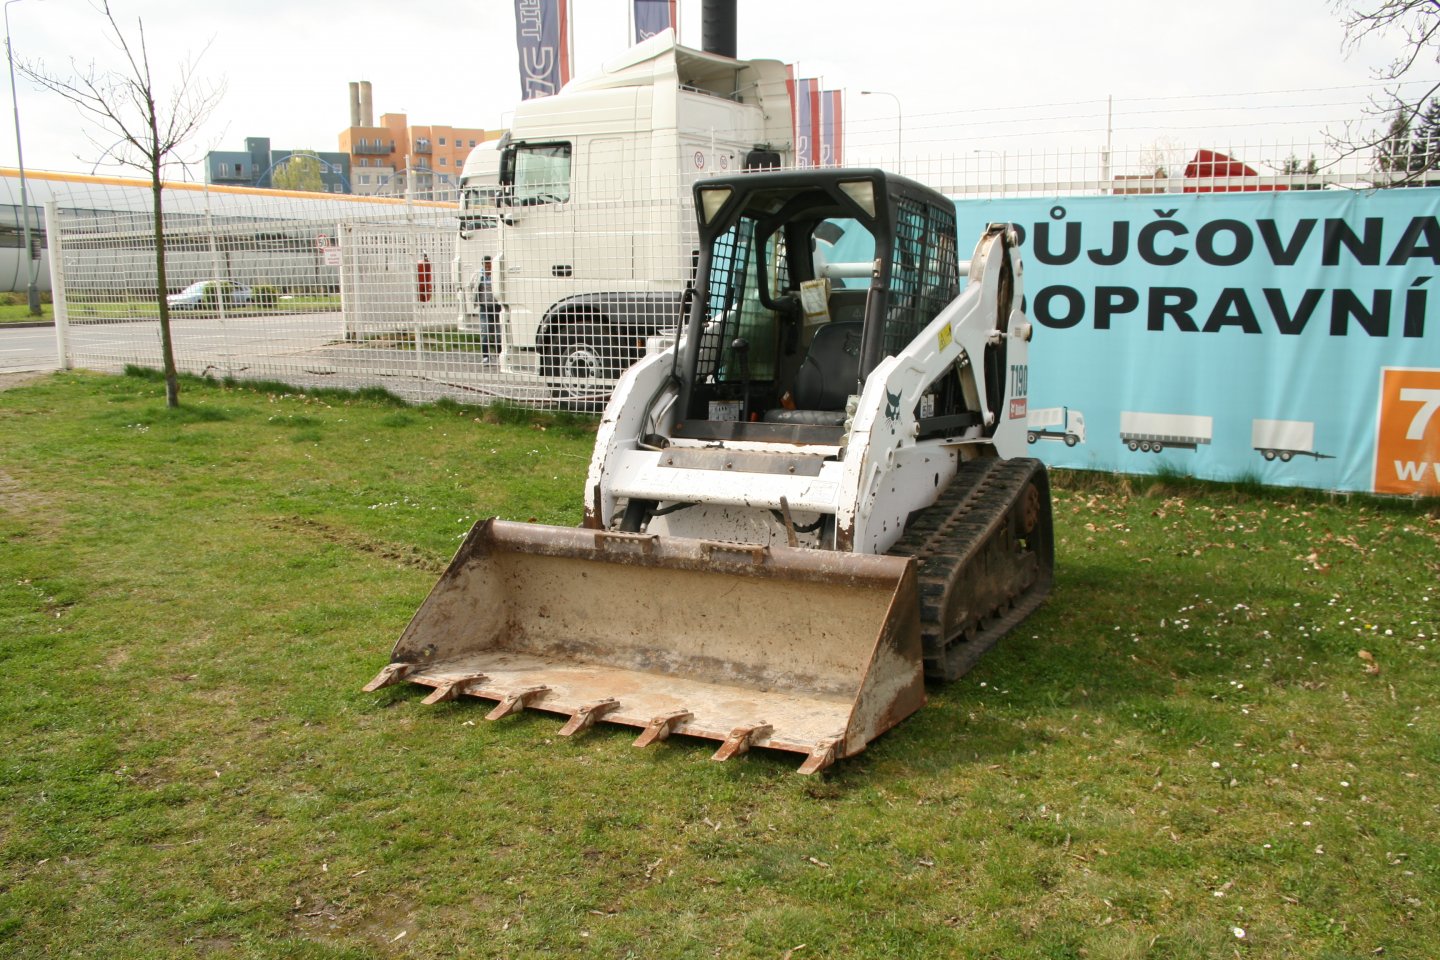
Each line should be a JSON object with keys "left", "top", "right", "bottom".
{"left": 860, "top": 90, "right": 902, "bottom": 173}
{"left": 5, "top": 0, "right": 42, "bottom": 316}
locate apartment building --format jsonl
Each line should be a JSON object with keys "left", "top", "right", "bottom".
{"left": 338, "top": 81, "right": 499, "bottom": 200}
{"left": 206, "top": 137, "right": 352, "bottom": 193}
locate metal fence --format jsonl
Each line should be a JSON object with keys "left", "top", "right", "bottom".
{"left": 44, "top": 137, "right": 1421, "bottom": 410}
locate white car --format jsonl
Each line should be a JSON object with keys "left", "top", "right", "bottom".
{"left": 167, "top": 280, "right": 251, "bottom": 310}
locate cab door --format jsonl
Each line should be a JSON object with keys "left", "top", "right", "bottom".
{"left": 499, "top": 141, "right": 575, "bottom": 346}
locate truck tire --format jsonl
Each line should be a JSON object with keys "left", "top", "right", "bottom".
{"left": 1151, "top": 441, "right": 1164, "bottom": 453}
{"left": 1026, "top": 431, "right": 1037, "bottom": 444}
{"left": 1263, "top": 449, "right": 1276, "bottom": 461}
{"left": 1280, "top": 450, "right": 1293, "bottom": 463}
{"left": 1127, "top": 440, "right": 1139, "bottom": 451}
{"left": 1064, "top": 434, "right": 1078, "bottom": 447}
{"left": 542, "top": 322, "right": 619, "bottom": 410}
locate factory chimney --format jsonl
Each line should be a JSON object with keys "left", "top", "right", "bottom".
{"left": 358, "top": 81, "right": 374, "bottom": 127}
{"left": 348, "top": 82, "right": 360, "bottom": 126}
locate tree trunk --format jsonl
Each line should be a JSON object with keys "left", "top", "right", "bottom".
{"left": 149, "top": 149, "right": 179, "bottom": 407}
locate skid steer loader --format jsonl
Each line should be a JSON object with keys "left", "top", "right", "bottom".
{"left": 366, "top": 169, "right": 1053, "bottom": 774}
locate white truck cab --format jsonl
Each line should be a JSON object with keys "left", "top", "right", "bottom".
{"left": 452, "top": 29, "right": 793, "bottom": 398}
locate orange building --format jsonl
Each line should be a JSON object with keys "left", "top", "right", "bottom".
{"left": 338, "top": 81, "right": 500, "bottom": 200}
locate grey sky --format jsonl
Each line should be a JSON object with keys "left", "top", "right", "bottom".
{"left": 2, "top": 0, "right": 1430, "bottom": 177}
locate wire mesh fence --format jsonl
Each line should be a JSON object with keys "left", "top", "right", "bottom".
{"left": 42, "top": 136, "right": 1426, "bottom": 409}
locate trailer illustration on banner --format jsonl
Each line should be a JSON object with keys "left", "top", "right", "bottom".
{"left": 1251, "top": 419, "right": 1333, "bottom": 462}
{"left": 1120, "top": 411, "right": 1213, "bottom": 453}
{"left": 1027, "top": 406, "right": 1086, "bottom": 446}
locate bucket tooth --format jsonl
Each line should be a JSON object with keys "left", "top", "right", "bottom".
{"left": 558, "top": 698, "right": 620, "bottom": 737}
{"left": 796, "top": 737, "right": 844, "bottom": 776}
{"left": 485, "top": 685, "right": 550, "bottom": 721}
{"left": 711, "top": 723, "right": 774, "bottom": 762}
{"left": 421, "top": 674, "right": 488, "bottom": 705}
{"left": 362, "top": 662, "right": 415, "bottom": 692}
{"left": 633, "top": 710, "right": 694, "bottom": 748}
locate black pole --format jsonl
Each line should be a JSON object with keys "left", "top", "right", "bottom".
{"left": 701, "top": 0, "right": 736, "bottom": 58}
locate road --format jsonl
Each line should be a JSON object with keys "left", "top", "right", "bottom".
{"left": 0, "top": 312, "right": 565, "bottom": 407}
{"left": 0, "top": 324, "right": 58, "bottom": 372}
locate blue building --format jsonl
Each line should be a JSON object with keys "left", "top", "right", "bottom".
{"left": 205, "top": 137, "right": 352, "bottom": 193}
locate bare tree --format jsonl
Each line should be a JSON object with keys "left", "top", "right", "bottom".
{"left": 1333, "top": 1, "right": 1440, "bottom": 182}
{"left": 22, "top": 1, "right": 224, "bottom": 406}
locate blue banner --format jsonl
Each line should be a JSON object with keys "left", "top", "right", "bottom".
{"left": 633, "top": 0, "right": 676, "bottom": 44}
{"left": 951, "top": 189, "right": 1440, "bottom": 495}
{"left": 514, "top": 0, "right": 570, "bottom": 100}
{"left": 792, "top": 77, "right": 818, "bottom": 167}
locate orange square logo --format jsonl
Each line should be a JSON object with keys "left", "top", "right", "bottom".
{"left": 1374, "top": 368, "right": 1440, "bottom": 495}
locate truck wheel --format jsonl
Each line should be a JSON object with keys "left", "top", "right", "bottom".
{"left": 542, "top": 322, "right": 618, "bottom": 410}
{"left": 1026, "top": 431, "right": 1037, "bottom": 444}
{"left": 1151, "top": 441, "right": 1164, "bottom": 453}
{"left": 1064, "top": 434, "right": 1078, "bottom": 447}
{"left": 1127, "top": 440, "right": 1139, "bottom": 451}
{"left": 1280, "top": 451, "right": 1293, "bottom": 463}
{"left": 1263, "top": 449, "right": 1276, "bottom": 461}
{"left": 1140, "top": 441, "right": 1152, "bottom": 452}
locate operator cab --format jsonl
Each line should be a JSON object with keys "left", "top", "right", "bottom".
{"left": 674, "top": 169, "right": 969, "bottom": 445}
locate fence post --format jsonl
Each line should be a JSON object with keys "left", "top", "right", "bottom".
{"left": 337, "top": 222, "right": 354, "bottom": 340}
{"left": 203, "top": 189, "right": 232, "bottom": 377}
{"left": 43, "top": 200, "right": 71, "bottom": 371}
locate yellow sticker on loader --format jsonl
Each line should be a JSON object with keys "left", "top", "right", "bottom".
{"left": 937, "top": 323, "right": 952, "bottom": 351}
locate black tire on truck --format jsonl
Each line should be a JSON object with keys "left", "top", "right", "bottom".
{"left": 542, "top": 321, "right": 619, "bottom": 411}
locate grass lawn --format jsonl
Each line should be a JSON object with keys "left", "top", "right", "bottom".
{"left": 0, "top": 302, "right": 53, "bottom": 325}
{"left": 2, "top": 299, "right": 343, "bottom": 324}
{"left": 1, "top": 370, "right": 1436, "bottom": 959}
{"left": 59, "top": 295, "right": 343, "bottom": 322}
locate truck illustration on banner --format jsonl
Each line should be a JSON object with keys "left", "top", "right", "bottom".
{"left": 1120, "top": 411, "right": 1213, "bottom": 453}
{"left": 1027, "top": 406, "right": 1085, "bottom": 446}
{"left": 1251, "top": 419, "right": 1333, "bottom": 462}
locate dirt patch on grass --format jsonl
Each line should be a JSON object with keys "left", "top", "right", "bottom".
{"left": 269, "top": 516, "right": 446, "bottom": 573}
{"left": 0, "top": 469, "right": 60, "bottom": 518}
{"left": 0, "top": 371, "right": 50, "bottom": 391}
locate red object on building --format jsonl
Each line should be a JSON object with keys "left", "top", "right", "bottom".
{"left": 417, "top": 254, "right": 434, "bottom": 303}
{"left": 1183, "top": 149, "right": 1287, "bottom": 193}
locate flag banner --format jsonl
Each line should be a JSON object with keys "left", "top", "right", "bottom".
{"left": 791, "top": 77, "right": 820, "bottom": 167}
{"left": 514, "top": 0, "right": 571, "bottom": 100}
{"left": 818, "top": 90, "right": 843, "bottom": 166}
{"left": 634, "top": 0, "right": 676, "bottom": 43}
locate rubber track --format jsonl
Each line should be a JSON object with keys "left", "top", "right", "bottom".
{"left": 887, "top": 456, "right": 1054, "bottom": 681}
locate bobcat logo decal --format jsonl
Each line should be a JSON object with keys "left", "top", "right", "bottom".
{"left": 885, "top": 388, "right": 902, "bottom": 423}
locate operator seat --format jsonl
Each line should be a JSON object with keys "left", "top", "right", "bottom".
{"left": 763, "top": 320, "right": 863, "bottom": 426}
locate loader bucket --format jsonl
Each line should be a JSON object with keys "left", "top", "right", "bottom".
{"left": 364, "top": 519, "right": 926, "bottom": 774}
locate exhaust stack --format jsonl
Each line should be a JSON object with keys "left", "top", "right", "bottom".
{"left": 701, "top": 0, "right": 736, "bottom": 58}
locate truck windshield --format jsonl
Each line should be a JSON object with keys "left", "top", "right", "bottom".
{"left": 505, "top": 143, "right": 571, "bottom": 205}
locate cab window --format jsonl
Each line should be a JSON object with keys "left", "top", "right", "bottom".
{"left": 502, "top": 143, "right": 572, "bottom": 205}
